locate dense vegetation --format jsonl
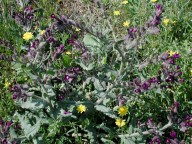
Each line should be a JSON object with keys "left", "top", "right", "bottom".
{"left": 0, "top": 0, "right": 191, "bottom": 143}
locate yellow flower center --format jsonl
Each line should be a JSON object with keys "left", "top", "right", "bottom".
{"left": 4, "top": 82, "right": 10, "bottom": 88}
{"left": 121, "top": 1, "right": 128, "bottom": 4}
{"left": 123, "top": 20, "right": 130, "bottom": 27}
{"left": 77, "top": 104, "right": 86, "bottom": 113}
{"left": 114, "top": 11, "right": 121, "bottom": 16}
{"left": 163, "top": 19, "right": 170, "bottom": 26}
{"left": 118, "top": 106, "right": 128, "bottom": 116}
{"left": 23, "top": 32, "right": 33, "bottom": 41}
{"left": 115, "top": 118, "right": 126, "bottom": 127}
{"left": 66, "top": 51, "right": 71, "bottom": 55}
{"left": 40, "top": 30, "right": 45, "bottom": 35}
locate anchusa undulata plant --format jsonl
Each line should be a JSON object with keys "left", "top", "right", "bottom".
{"left": 0, "top": 1, "right": 191, "bottom": 143}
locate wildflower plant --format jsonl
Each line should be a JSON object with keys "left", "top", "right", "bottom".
{"left": 0, "top": 0, "right": 191, "bottom": 143}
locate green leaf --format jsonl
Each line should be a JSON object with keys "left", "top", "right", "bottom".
{"left": 94, "top": 78, "right": 106, "bottom": 91}
{"left": 9, "top": 127, "right": 18, "bottom": 139}
{"left": 77, "top": 60, "right": 94, "bottom": 71}
{"left": 94, "top": 105, "right": 117, "bottom": 119}
{"left": 101, "top": 138, "right": 115, "bottom": 144}
{"left": 120, "top": 137, "right": 135, "bottom": 144}
{"left": 83, "top": 34, "right": 102, "bottom": 53}
{"left": 62, "top": 55, "right": 72, "bottom": 67}
{"left": 85, "top": 127, "right": 97, "bottom": 143}
{"left": 19, "top": 97, "right": 46, "bottom": 110}
{"left": 32, "top": 137, "right": 43, "bottom": 144}
{"left": 17, "top": 114, "right": 41, "bottom": 138}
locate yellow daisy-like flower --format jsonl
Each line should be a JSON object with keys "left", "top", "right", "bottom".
{"left": 151, "top": 0, "right": 157, "bottom": 2}
{"left": 114, "top": 10, "right": 120, "bottom": 16}
{"left": 123, "top": 20, "right": 130, "bottom": 27}
{"left": 4, "top": 82, "right": 11, "bottom": 88}
{"left": 163, "top": 18, "right": 170, "bottom": 26}
{"left": 167, "top": 50, "right": 177, "bottom": 56}
{"left": 77, "top": 104, "right": 86, "bottom": 113}
{"left": 23, "top": 32, "right": 33, "bottom": 41}
{"left": 115, "top": 118, "right": 126, "bottom": 127}
{"left": 121, "top": 1, "right": 128, "bottom": 4}
{"left": 39, "top": 30, "right": 45, "bottom": 35}
{"left": 118, "top": 106, "right": 128, "bottom": 116}
{"left": 66, "top": 51, "right": 71, "bottom": 55}
{"left": 75, "top": 28, "right": 81, "bottom": 32}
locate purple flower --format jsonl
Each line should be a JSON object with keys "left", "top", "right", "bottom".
{"left": 141, "top": 82, "right": 149, "bottom": 90}
{"left": 129, "top": 27, "right": 137, "bottom": 33}
{"left": 135, "top": 88, "right": 141, "bottom": 94}
{"left": 176, "top": 65, "right": 180, "bottom": 70}
{"left": 185, "top": 115, "right": 191, "bottom": 120}
{"left": 2, "top": 139, "right": 8, "bottom": 144}
{"left": 155, "top": 4, "right": 163, "bottom": 16}
{"left": 58, "top": 95, "right": 65, "bottom": 101}
{"left": 59, "top": 44, "right": 64, "bottom": 51}
{"left": 0, "top": 119, "right": 4, "bottom": 125}
{"left": 174, "top": 102, "right": 179, "bottom": 108}
{"left": 12, "top": 93, "right": 18, "bottom": 99}
{"left": 169, "top": 58, "right": 175, "bottom": 64}
{"left": 170, "top": 131, "right": 177, "bottom": 138}
{"left": 166, "top": 138, "right": 171, "bottom": 143}
{"left": 6, "top": 121, "right": 13, "bottom": 128}
{"left": 48, "top": 36, "right": 54, "bottom": 43}
{"left": 172, "top": 53, "right": 180, "bottom": 59}
{"left": 179, "top": 78, "right": 185, "bottom": 83}
{"left": 64, "top": 75, "right": 70, "bottom": 81}
{"left": 63, "top": 110, "right": 71, "bottom": 115}
{"left": 51, "top": 13, "right": 56, "bottom": 19}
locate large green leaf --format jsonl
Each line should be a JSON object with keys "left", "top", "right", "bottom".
{"left": 17, "top": 114, "right": 41, "bottom": 139}
{"left": 83, "top": 34, "right": 102, "bottom": 53}
{"left": 19, "top": 97, "right": 46, "bottom": 110}
{"left": 94, "top": 105, "right": 117, "bottom": 119}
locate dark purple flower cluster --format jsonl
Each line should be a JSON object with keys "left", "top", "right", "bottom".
{"left": 147, "top": 4, "right": 163, "bottom": 28}
{"left": 0, "top": 119, "right": 17, "bottom": 144}
{"left": 124, "top": 4, "right": 163, "bottom": 42}
{"left": 179, "top": 114, "right": 192, "bottom": 132}
{"left": 52, "top": 44, "right": 65, "bottom": 60}
{"left": 12, "top": 6, "right": 35, "bottom": 27}
{"left": 148, "top": 136, "right": 161, "bottom": 144}
{"left": 63, "top": 67, "right": 81, "bottom": 83}
{"left": 131, "top": 52, "right": 183, "bottom": 94}
{"left": 10, "top": 84, "right": 31, "bottom": 101}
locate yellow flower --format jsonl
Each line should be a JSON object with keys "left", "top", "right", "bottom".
{"left": 114, "top": 10, "right": 120, "bottom": 16}
{"left": 123, "top": 20, "right": 130, "bottom": 27}
{"left": 115, "top": 118, "right": 126, "bottom": 127}
{"left": 121, "top": 1, "right": 128, "bottom": 4}
{"left": 167, "top": 50, "right": 177, "bottom": 56}
{"left": 23, "top": 32, "right": 33, "bottom": 41}
{"left": 163, "top": 19, "right": 170, "bottom": 26}
{"left": 75, "top": 28, "right": 81, "bottom": 32}
{"left": 77, "top": 104, "right": 86, "bottom": 113}
{"left": 40, "top": 30, "right": 45, "bottom": 35}
{"left": 118, "top": 106, "right": 128, "bottom": 116}
{"left": 151, "top": 0, "right": 157, "bottom": 2}
{"left": 66, "top": 51, "right": 71, "bottom": 55}
{"left": 4, "top": 82, "right": 10, "bottom": 88}
{"left": 19, "top": 7, "right": 22, "bottom": 12}
{"left": 190, "top": 69, "right": 192, "bottom": 76}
